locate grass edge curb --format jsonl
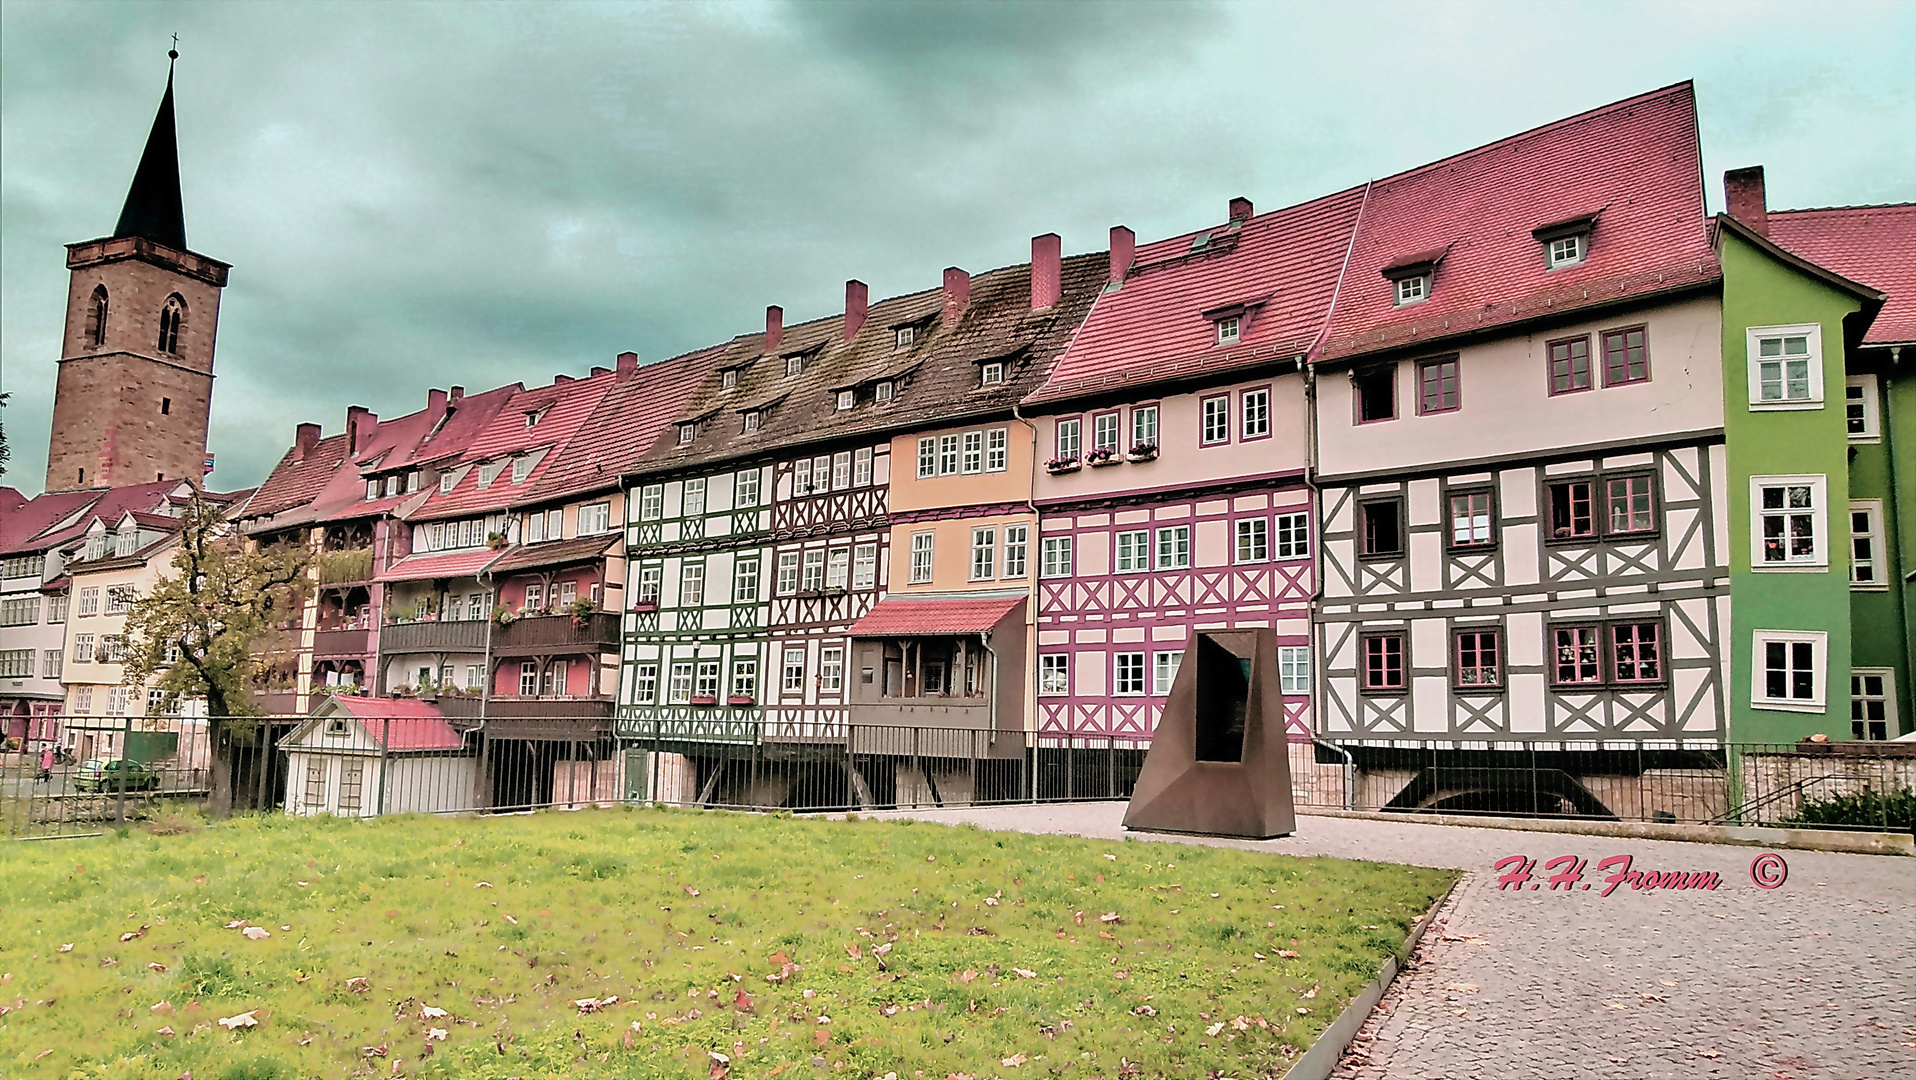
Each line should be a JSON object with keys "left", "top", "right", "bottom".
{"left": 1278, "top": 876, "right": 1460, "bottom": 1080}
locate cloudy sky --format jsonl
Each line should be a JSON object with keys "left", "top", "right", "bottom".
{"left": 3, "top": 0, "right": 1911, "bottom": 495}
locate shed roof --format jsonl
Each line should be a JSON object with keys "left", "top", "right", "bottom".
{"left": 849, "top": 594, "right": 1025, "bottom": 637}
{"left": 1767, "top": 203, "right": 1916, "bottom": 346}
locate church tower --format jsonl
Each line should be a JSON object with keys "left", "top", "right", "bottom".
{"left": 44, "top": 56, "right": 230, "bottom": 493}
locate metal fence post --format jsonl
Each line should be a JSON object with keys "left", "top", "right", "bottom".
{"left": 116, "top": 714, "right": 131, "bottom": 824}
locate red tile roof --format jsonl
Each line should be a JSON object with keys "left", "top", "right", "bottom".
{"left": 405, "top": 371, "right": 622, "bottom": 521}
{"left": 486, "top": 533, "right": 620, "bottom": 576}
{"left": 1767, "top": 204, "right": 1916, "bottom": 346}
{"left": 849, "top": 594, "right": 1025, "bottom": 637}
{"left": 527, "top": 347, "right": 721, "bottom": 502}
{"left": 376, "top": 548, "right": 502, "bottom": 583}
{"left": 1, "top": 480, "right": 184, "bottom": 555}
{"left": 323, "top": 697, "right": 466, "bottom": 750}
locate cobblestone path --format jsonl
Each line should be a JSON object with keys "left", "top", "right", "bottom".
{"left": 871, "top": 803, "right": 1916, "bottom": 1080}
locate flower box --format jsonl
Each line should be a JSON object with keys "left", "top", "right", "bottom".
{"left": 1045, "top": 458, "right": 1081, "bottom": 475}
{"left": 690, "top": 695, "right": 718, "bottom": 706}
{"left": 1127, "top": 444, "right": 1159, "bottom": 462}
{"left": 1087, "top": 448, "right": 1120, "bottom": 467}
{"left": 629, "top": 600, "right": 658, "bottom": 613}
{"left": 726, "top": 695, "right": 756, "bottom": 707}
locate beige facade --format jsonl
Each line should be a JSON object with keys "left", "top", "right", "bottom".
{"left": 59, "top": 531, "right": 179, "bottom": 720}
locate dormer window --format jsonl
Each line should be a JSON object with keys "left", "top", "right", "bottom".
{"left": 874, "top": 381, "right": 895, "bottom": 403}
{"left": 677, "top": 423, "right": 697, "bottom": 445}
{"left": 785, "top": 356, "right": 803, "bottom": 378}
{"left": 366, "top": 479, "right": 380, "bottom": 501}
{"left": 980, "top": 363, "right": 1004, "bottom": 386}
{"left": 1395, "top": 275, "right": 1429, "bottom": 306}
{"left": 510, "top": 456, "right": 533, "bottom": 483}
{"left": 1216, "top": 316, "right": 1241, "bottom": 345}
{"left": 895, "top": 326, "right": 915, "bottom": 350}
{"left": 742, "top": 411, "right": 761, "bottom": 434}
{"left": 439, "top": 472, "right": 456, "bottom": 494}
{"left": 836, "top": 390, "right": 855, "bottom": 411}
{"left": 1547, "top": 233, "right": 1585, "bottom": 268}
{"left": 722, "top": 369, "right": 738, "bottom": 391}
{"left": 523, "top": 408, "right": 546, "bottom": 429}
{"left": 384, "top": 475, "right": 402, "bottom": 497}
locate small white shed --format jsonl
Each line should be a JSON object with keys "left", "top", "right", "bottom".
{"left": 282, "top": 696, "right": 477, "bottom": 817}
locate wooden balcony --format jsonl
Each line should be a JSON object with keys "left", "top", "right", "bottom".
{"left": 312, "top": 627, "right": 371, "bottom": 658}
{"left": 484, "top": 695, "right": 615, "bottom": 721}
{"left": 491, "top": 612, "right": 619, "bottom": 657}
{"left": 380, "top": 619, "right": 489, "bottom": 654}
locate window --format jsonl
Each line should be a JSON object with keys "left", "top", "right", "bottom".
{"left": 802, "top": 549, "right": 825, "bottom": 591}
{"left": 1152, "top": 651, "right": 1183, "bottom": 695}
{"left": 722, "top": 368, "right": 738, "bottom": 391}
{"left": 337, "top": 761, "right": 364, "bottom": 813}
{"left": 1093, "top": 413, "right": 1120, "bottom": 453}
{"left": 695, "top": 660, "right": 721, "bottom": 701}
{"left": 1278, "top": 647, "right": 1311, "bottom": 696}
{"left": 1113, "top": 530, "right": 1148, "bottom": 573}
{"left": 157, "top": 295, "right": 184, "bottom": 354}
{"left": 1235, "top": 518, "right": 1268, "bottom": 563}
{"left": 43, "top": 650, "right": 63, "bottom": 680}
{"left": 160, "top": 397, "right": 171, "bottom": 415}
{"left": 104, "top": 585, "right": 135, "bottom": 614}
{"left": 1602, "top": 326, "right": 1650, "bottom": 386}
{"left": 465, "top": 665, "right": 482, "bottom": 690}
{"left": 782, "top": 648, "right": 806, "bottom": 694}
{"left": 1039, "top": 655, "right": 1069, "bottom": 696}
{"left": 668, "top": 662, "right": 695, "bottom": 704}
{"left": 1417, "top": 357, "right": 1459, "bottom": 414}
{"left": 731, "top": 657, "right": 758, "bottom": 701}
{"left": 1845, "top": 374, "right": 1880, "bottom": 439}
{"left": 1452, "top": 628, "right": 1502, "bottom": 690}
{"left": 1546, "top": 233, "right": 1585, "bottom": 268}
{"left": 525, "top": 512, "right": 547, "bottom": 544}
{"left": 1605, "top": 475, "right": 1656, "bottom": 535}
{"left": 1055, "top": 419, "right": 1080, "bottom": 460}
{"left": 1, "top": 555, "right": 38, "bottom": 579}
{"left": 734, "top": 558, "right": 761, "bottom": 603}
{"left": 74, "top": 686, "right": 92, "bottom": 712}
{"left": 1274, "top": 512, "right": 1309, "bottom": 559}
{"left": 0, "top": 650, "right": 31, "bottom": 678}
{"left": 520, "top": 661, "right": 540, "bottom": 697}
{"left": 742, "top": 410, "right": 761, "bottom": 434}
{"left": 1752, "top": 475, "right": 1827, "bottom": 568}
{"left": 1216, "top": 316, "right": 1240, "bottom": 345}
{"left": 836, "top": 390, "right": 854, "bottom": 411}
{"left": 1755, "top": 630, "right": 1826, "bottom": 711}
{"left": 1155, "top": 525, "right": 1190, "bottom": 570}
{"left": 854, "top": 448, "right": 873, "bottom": 486}
{"left": 874, "top": 380, "right": 894, "bottom": 403}
{"left": 813, "top": 455, "right": 832, "bottom": 491}
{"left": 938, "top": 435, "right": 959, "bottom": 476}
{"left": 0, "top": 597, "right": 38, "bottom": 627}
{"left": 776, "top": 552, "right": 800, "bottom": 594}
{"left": 1201, "top": 396, "right": 1229, "bottom": 444}
{"left": 1548, "top": 480, "right": 1595, "bottom": 541}
{"left": 77, "top": 587, "right": 100, "bottom": 617}
{"left": 1114, "top": 653, "right": 1146, "bottom": 696}
{"left": 1448, "top": 490, "right": 1494, "bottom": 548}
{"left": 909, "top": 532, "right": 935, "bottom": 584}
{"left": 819, "top": 647, "right": 843, "bottom": 692}
{"left": 85, "top": 536, "right": 105, "bottom": 561}
{"left": 827, "top": 548, "right": 849, "bottom": 589}
{"left": 1131, "top": 406, "right": 1158, "bottom": 449}
{"left": 1748, "top": 325, "right": 1822, "bottom": 407}
{"left": 916, "top": 438, "right": 937, "bottom": 479}
{"left": 852, "top": 544, "right": 877, "bottom": 589}
{"left": 677, "top": 424, "right": 696, "bottom": 446}
{"left": 637, "top": 565, "right": 662, "bottom": 605}
{"left": 86, "top": 285, "right": 108, "bottom": 348}
{"left": 579, "top": 502, "right": 611, "bottom": 534}
{"left": 524, "top": 408, "right": 544, "bottom": 429}
{"left": 1002, "top": 525, "right": 1028, "bottom": 578}
{"left": 1549, "top": 336, "right": 1592, "bottom": 394}
{"left": 793, "top": 458, "right": 813, "bottom": 495}
{"left": 47, "top": 593, "right": 68, "bottom": 623}
{"left": 1394, "top": 275, "right": 1428, "bottom": 305}
{"left": 523, "top": 583, "right": 544, "bottom": 612}
{"left": 1850, "top": 502, "right": 1884, "bottom": 588}
{"left": 1241, "top": 388, "right": 1270, "bottom": 439}
{"left": 1550, "top": 625, "right": 1602, "bottom": 686}
{"left": 985, "top": 429, "right": 1008, "bottom": 472}
{"left": 1042, "top": 536, "right": 1073, "bottom": 578}
{"left": 895, "top": 326, "right": 915, "bottom": 350}
{"left": 1610, "top": 622, "right": 1662, "bottom": 684}
{"left": 832, "top": 451, "right": 852, "bottom": 489}
{"left": 73, "top": 634, "right": 94, "bottom": 664}
{"left": 785, "top": 355, "right": 803, "bottom": 377}
{"left": 981, "top": 362, "right": 1004, "bottom": 385}
{"left": 1359, "top": 499, "right": 1404, "bottom": 558}
{"left": 1354, "top": 367, "right": 1395, "bottom": 423}
{"left": 1851, "top": 669, "right": 1896, "bottom": 740}
{"left": 962, "top": 432, "right": 984, "bottom": 474}
{"left": 970, "top": 528, "right": 996, "bottom": 581}
{"left": 1361, "top": 633, "right": 1406, "bottom": 693}
{"left": 640, "top": 484, "right": 664, "bottom": 520}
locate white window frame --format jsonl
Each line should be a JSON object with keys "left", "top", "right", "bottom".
{"left": 1546, "top": 233, "right": 1585, "bottom": 269}
{"left": 832, "top": 451, "right": 852, "bottom": 490}
{"left": 1155, "top": 525, "right": 1191, "bottom": 570}
{"left": 937, "top": 434, "right": 960, "bottom": 476}
{"left": 1039, "top": 655, "right": 1069, "bottom": 696}
{"left": 639, "top": 484, "right": 664, "bottom": 520}
{"left": 785, "top": 355, "right": 803, "bottom": 377}
{"left": 1201, "top": 396, "right": 1229, "bottom": 445}
{"left": 1002, "top": 524, "right": 1028, "bottom": 578}
{"left": 1394, "top": 274, "right": 1429, "bottom": 306}
{"left": 970, "top": 528, "right": 996, "bottom": 581}
{"left": 781, "top": 648, "right": 806, "bottom": 694}
{"left": 985, "top": 428, "right": 1008, "bottom": 472}
{"left": 1279, "top": 646, "right": 1312, "bottom": 696}
{"left": 731, "top": 657, "right": 758, "bottom": 701}
{"left": 909, "top": 532, "right": 935, "bottom": 584}
{"left": 694, "top": 660, "right": 722, "bottom": 701}
{"left": 1115, "top": 530, "right": 1149, "bottom": 573}
{"left": 667, "top": 661, "right": 695, "bottom": 704}
{"left": 1055, "top": 419, "right": 1081, "bottom": 461}
{"left": 981, "top": 362, "right": 1004, "bottom": 385}
{"left": 734, "top": 557, "right": 761, "bottom": 603}
{"left": 1092, "top": 413, "right": 1120, "bottom": 453}
{"left": 836, "top": 390, "right": 854, "bottom": 411}
{"left": 1750, "top": 474, "right": 1828, "bottom": 570}
{"left": 637, "top": 565, "right": 662, "bottom": 604}
{"left": 874, "top": 380, "right": 895, "bottom": 403}
{"left": 852, "top": 544, "right": 877, "bottom": 589}
{"left": 802, "top": 548, "right": 825, "bottom": 592}
{"left": 776, "top": 552, "right": 799, "bottom": 595}
{"left": 1752, "top": 629, "right": 1827, "bottom": 713}
{"left": 1113, "top": 652, "right": 1147, "bottom": 696}
{"left": 853, "top": 448, "right": 873, "bottom": 486}
{"left": 1274, "top": 512, "right": 1311, "bottom": 560}
{"left": 1845, "top": 374, "right": 1881, "bottom": 441}
{"left": 682, "top": 477, "right": 707, "bottom": 518}
{"left": 1746, "top": 323, "right": 1824, "bottom": 409}
{"left": 1850, "top": 500, "right": 1886, "bottom": 590}
{"left": 1042, "top": 536, "right": 1073, "bottom": 578}
{"left": 1152, "top": 651, "right": 1182, "bottom": 695}
{"left": 1131, "top": 405, "right": 1158, "bottom": 449}
{"left": 962, "top": 431, "right": 983, "bottom": 474}
{"left": 677, "top": 423, "right": 696, "bottom": 446}
{"left": 1235, "top": 517, "right": 1268, "bottom": 563}
{"left": 579, "top": 502, "right": 611, "bottom": 535}
{"left": 679, "top": 562, "right": 705, "bottom": 606}
{"left": 819, "top": 647, "right": 844, "bottom": 693}
{"left": 916, "top": 437, "right": 937, "bottom": 479}
{"left": 826, "top": 548, "right": 849, "bottom": 589}
{"left": 895, "top": 326, "right": 915, "bottom": 350}
{"left": 722, "top": 368, "right": 738, "bottom": 391}
{"left": 1850, "top": 667, "right": 1898, "bottom": 741}
{"left": 1215, "top": 316, "right": 1240, "bottom": 345}
{"left": 735, "top": 468, "right": 761, "bottom": 507}
{"left": 1241, "top": 388, "right": 1270, "bottom": 439}
{"left": 743, "top": 410, "right": 761, "bottom": 434}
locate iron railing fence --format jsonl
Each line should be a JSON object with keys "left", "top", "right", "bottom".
{"left": 5, "top": 715, "right": 1912, "bottom": 838}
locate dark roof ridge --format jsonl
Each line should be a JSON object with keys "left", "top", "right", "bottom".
{"left": 1770, "top": 202, "right": 1916, "bottom": 215}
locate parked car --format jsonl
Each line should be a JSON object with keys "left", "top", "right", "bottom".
{"left": 74, "top": 758, "right": 161, "bottom": 793}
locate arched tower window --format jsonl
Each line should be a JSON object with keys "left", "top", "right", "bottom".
{"left": 85, "top": 286, "right": 109, "bottom": 348}
{"left": 157, "top": 295, "right": 185, "bottom": 355}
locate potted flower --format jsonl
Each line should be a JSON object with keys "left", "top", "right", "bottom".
{"left": 568, "top": 598, "right": 596, "bottom": 628}
{"left": 1086, "top": 446, "right": 1118, "bottom": 467}
{"left": 486, "top": 531, "right": 509, "bottom": 551}
{"left": 690, "top": 693, "right": 719, "bottom": 706}
{"left": 630, "top": 595, "right": 658, "bottom": 613}
{"left": 1127, "top": 441, "right": 1159, "bottom": 462}
{"left": 726, "top": 694, "right": 755, "bottom": 706}
{"left": 491, "top": 605, "right": 519, "bottom": 627}
{"left": 1045, "top": 456, "right": 1080, "bottom": 475}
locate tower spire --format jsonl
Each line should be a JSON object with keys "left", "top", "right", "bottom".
{"left": 112, "top": 49, "right": 187, "bottom": 251}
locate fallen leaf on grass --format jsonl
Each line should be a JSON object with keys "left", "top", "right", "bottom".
{"left": 1253, "top": 952, "right": 1266, "bottom": 961}
{"left": 1099, "top": 912, "right": 1123, "bottom": 924}
{"left": 1001, "top": 1053, "right": 1027, "bottom": 1067}
{"left": 1303, "top": 985, "right": 1319, "bottom": 999}
{"left": 1205, "top": 1022, "right": 1226, "bottom": 1037}
{"left": 361, "top": 1044, "right": 388, "bottom": 1058}
{"left": 56, "top": 944, "right": 73, "bottom": 953}
{"left": 156, "top": 1026, "right": 175, "bottom": 1036}
{"left": 346, "top": 977, "right": 370, "bottom": 992}
{"left": 685, "top": 886, "right": 701, "bottom": 897}
{"left": 120, "top": 930, "right": 146, "bottom": 942}
{"left": 983, "top": 896, "right": 999, "bottom": 907}
{"left": 1276, "top": 950, "right": 1300, "bottom": 959}
{"left": 846, "top": 943, "right": 862, "bottom": 960}
{"left": 503, "top": 914, "right": 518, "bottom": 925}
{"left": 223, "top": 920, "right": 247, "bottom": 929}
{"left": 1641, "top": 993, "right": 1666, "bottom": 1002}
{"left": 1013, "top": 968, "right": 1037, "bottom": 979}
{"left": 1296, "top": 1007, "right": 1312, "bottom": 1015}
{"left": 420, "top": 1006, "right": 447, "bottom": 1020}
{"left": 241, "top": 927, "right": 271, "bottom": 941}
{"left": 148, "top": 962, "right": 169, "bottom": 973}
{"left": 474, "top": 882, "right": 492, "bottom": 888}
{"left": 1102, "top": 853, "right": 1117, "bottom": 860}
{"left": 958, "top": 970, "right": 978, "bottom": 983}
{"left": 426, "top": 1028, "right": 447, "bottom": 1042}
{"left": 216, "top": 1010, "right": 259, "bottom": 1030}
{"left": 151, "top": 1001, "right": 173, "bottom": 1014}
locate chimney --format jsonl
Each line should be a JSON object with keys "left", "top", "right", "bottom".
{"left": 1109, "top": 226, "right": 1135, "bottom": 285}
{"left": 427, "top": 388, "right": 447, "bottom": 415}
{"left": 1725, "top": 167, "right": 1768, "bottom": 236}
{"left": 449, "top": 385, "right": 464, "bottom": 402}
{"left": 616, "top": 351, "right": 638, "bottom": 374}
{"left": 1228, "top": 196, "right": 1254, "bottom": 222}
{"left": 346, "top": 406, "right": 377, "bottom": 455}
{"left": 764, "top": 306, "right": 784, "bottom": 353}
{"left": 844, "top": 280, "right": 869, "bottom": 340}
{"left": 294, "top": 422, "right": 321, "bottom": 460}
{"left": 555, "top": 374, "right": 574, "bottom": 385}
{"left": 591, "top": 365, "right": 610, "bottom": 377}
{"left": 1031, "top": 233, "right": 1061, "bottom": 310}
{"left": 942, "top": 267, "right": 970, "bottom": 322}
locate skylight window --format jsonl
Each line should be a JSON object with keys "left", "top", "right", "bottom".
{"left": 1547, "top": 233, "right": 1586, "bottom": 269}
{"left": 1216, "top": 316, "right": 1241, "bottom": 345}
{"left": 1395, "top": 275, "right": 1429, "bottom": 306}
{"left": 895, "top": 326, "right": 915, "bottom": 350}
{"left": 980, "top": 363, "right": 1004, "bottom": 386}
{"left": 874, "top": 381, "right": 895, "bottom": 403}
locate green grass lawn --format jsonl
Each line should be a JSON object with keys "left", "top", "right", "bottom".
{"left": 0, "top": 808, "right": 1454, "bottom": 1079}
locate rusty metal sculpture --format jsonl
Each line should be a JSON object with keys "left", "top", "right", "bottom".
{"left": 1122, "top": 627, "right": 1296, "bottom": 839}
